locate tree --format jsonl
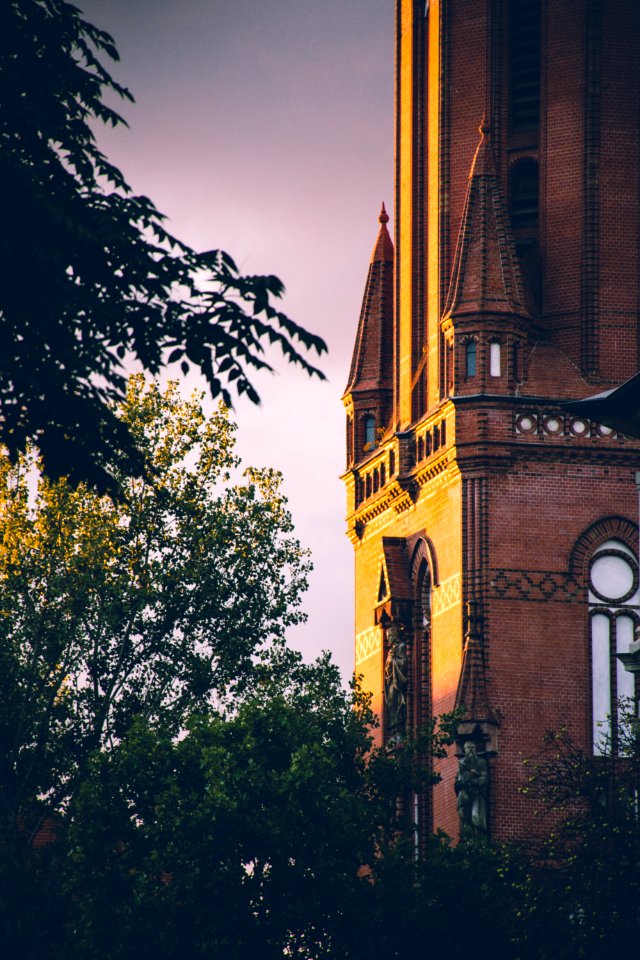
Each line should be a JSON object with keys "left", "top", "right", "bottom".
{"left": 0, "top": 0, "right": 326, "bottom": 490}
{"left": 63, "top": 670, "right": 380, "bottom": 960}
{"left": 0, "top": 394, "right": 465, "bottom": 956}
{"left": 0, "top": 376, "right": 312, "bottom": 947}
{"left": 0, "top": 373, "right": 460, "bottom": 954}
{"left": 54, "top": 684, "right": 465, "bottom": 960}
{"left": 515, "top": 717, "right": 640, "bottom": 960}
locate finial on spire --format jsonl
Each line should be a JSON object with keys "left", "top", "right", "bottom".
{"left": 379, "top": 202, "right": 389, "bottom": 225}
{"left": 479, "top": 114, "right": 491, "bottom": 136}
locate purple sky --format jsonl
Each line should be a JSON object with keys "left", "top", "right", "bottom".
{"left": 80, "top": 0, "right": 394, "bottom": 680}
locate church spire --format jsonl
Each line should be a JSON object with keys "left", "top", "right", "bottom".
{"left": 443, "top": 120, "right": 530, "bottom": 322}
{"left": 344, "top": 204, "right": 394, "bottom": 398}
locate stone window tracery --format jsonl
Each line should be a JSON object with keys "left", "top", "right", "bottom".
{"left": 589, "top": 539, "right": 639, "bottom": 755}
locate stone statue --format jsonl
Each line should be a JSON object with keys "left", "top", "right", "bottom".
{"left": 455, "top": 741, "right": 489, "bottom": 835}
{"left": 384, "top": 620, "right": 408, "bottom": 741}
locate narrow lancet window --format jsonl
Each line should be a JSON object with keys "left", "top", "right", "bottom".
{"left": 465, "top": 341, "right": 477, "bottom": 378}
{"left": 364, "top": 415, "right": 375, "bottom": 448}
{"left": 490, "top": 342, "right": 501, "bottom": 377}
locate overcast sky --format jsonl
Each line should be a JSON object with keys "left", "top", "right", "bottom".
{"left": 79, "top": 0, "right": 394, "bottom": 680}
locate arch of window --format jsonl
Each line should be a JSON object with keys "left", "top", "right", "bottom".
{"left": 588, "top": 539, "right": 639, "bottom": 755}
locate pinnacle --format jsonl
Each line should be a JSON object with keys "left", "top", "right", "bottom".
{"left": 344, "top": 205, "right": 394, "bottom": 397}
{"left": 371, "top": 202, "right": 393, "bottom": 263}
{"left": 469, "top": 114, "right": 496, "bottom": 180}
{"left": 443, "top": 119, "right": 530, "bottom": 320}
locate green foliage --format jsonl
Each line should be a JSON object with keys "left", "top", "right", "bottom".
{"left": 514, "top": 718, "right": 640, "bottom": 960}
{"left": 58, "top": 689, "right": 467, "bottom": 960}
{"left": 0, "top": 377, "right": 310, "bottom": 841}
{"left": 64, "top": 672, "right": 378, "bottom": 960}
{"left": 0, "top": 0, "right": 326, "bottom": 491}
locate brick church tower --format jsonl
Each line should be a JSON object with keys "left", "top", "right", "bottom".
{"left": 343, "top": 0, "right": 640, "bottom": 841}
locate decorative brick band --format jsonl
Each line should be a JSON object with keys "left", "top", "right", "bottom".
{"left": 488, "top": 569, "right": 580, "bottom": 603}
{"left": 432, "top": 572, "right": 462, "bottom": 617}
{"left": 355, "top": 625, "right": 383, "bottom": 664}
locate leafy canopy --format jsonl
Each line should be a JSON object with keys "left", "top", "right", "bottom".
{"left": 0, "top": 376, "right": 311, "bottom": 827}
{"left": 0, "top": 0, "right": 326, "bottom": 490}
{"left": 50, "top": 687, "right": 461, "bottom": 960}
{"left": 0, "top": 379, "right": 463, "bottom": 957}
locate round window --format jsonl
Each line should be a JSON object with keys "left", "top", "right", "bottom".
{"left": 590, "top": 551, "right": 638, "bottom": 604}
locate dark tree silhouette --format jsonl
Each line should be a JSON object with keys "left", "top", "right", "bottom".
{"left": 0, "top": 0, "right": 326, "bottom": 490}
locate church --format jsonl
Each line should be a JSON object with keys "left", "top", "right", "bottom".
{"left": 342, "top": 0, "right": 640, "bottom": 842}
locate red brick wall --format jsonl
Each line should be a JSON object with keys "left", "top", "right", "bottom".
{"left": 346, "top": 0, "right": 640, "bottom": 845}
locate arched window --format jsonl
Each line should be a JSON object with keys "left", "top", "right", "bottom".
{"left": 589, "top": 539, "right": 639, "bottom": 755}
{"left": 465, "top": 341, "right": 477, "bottom": 378}
{"left": 364, "top": 415, "right": 376, "bottom": 449}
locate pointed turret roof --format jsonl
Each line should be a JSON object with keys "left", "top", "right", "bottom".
{"left": 443, "top": 120, "right": 531, "bottom": 321}
{"left": 344, "top": 204, "right": 394, "bottom": 396}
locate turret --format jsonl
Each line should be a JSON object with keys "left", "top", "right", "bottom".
{"left": 343, "top": 204, "right": 394, "bottom": 468}
{"left": 441, "top": 120, "right": 534, "bottom": 398}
